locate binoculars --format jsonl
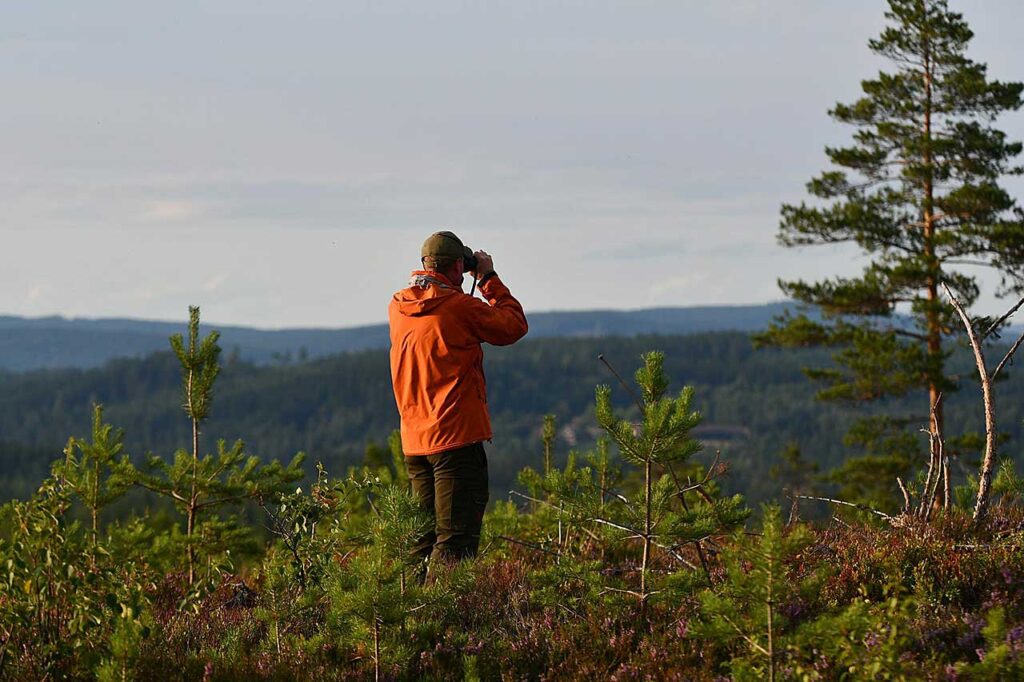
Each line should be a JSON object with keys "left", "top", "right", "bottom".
{"left": 463, "top": 250, "right": 479, "bottom": 274}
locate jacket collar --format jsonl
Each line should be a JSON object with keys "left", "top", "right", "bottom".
{"left": 409, "top": 270, "right": 458, "bottom": 289}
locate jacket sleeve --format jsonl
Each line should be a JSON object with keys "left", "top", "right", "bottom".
{"left": 464, "top": 274, "right": 529, "bottom": 346}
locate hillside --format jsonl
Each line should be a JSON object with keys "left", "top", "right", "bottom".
{"left": 0, "top": 303, "right": 795, "bottom": 371}
{"left": 1, "top": 330, "right": 1018, "bottom": 506}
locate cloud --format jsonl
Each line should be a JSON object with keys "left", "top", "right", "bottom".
{"left": 26, "top": 285, "right": 43, "bottom": 303}
{"left": 649, "top": 273, "right": 709, "bottom": 297}
{"left": 203, "top": 273, "right": 229, "bottom": 292}
{"left": 140, "top": 200, "right": 203, "bottom": 222}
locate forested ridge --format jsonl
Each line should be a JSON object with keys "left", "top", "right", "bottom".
{"left": 1, "top": 330, "right": 1019, "bottom": 507}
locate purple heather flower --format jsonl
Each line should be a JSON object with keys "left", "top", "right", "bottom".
{"left": 675, "top": 619, "right": 688, "bottom": 638}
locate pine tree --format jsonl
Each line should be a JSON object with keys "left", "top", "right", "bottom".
{"left": 0, "top": 477, "right": 151, "bottom": 680}
{"left": 54, "top": 405, "right": 135, "bottom": 547}
{"left": 756, "top": 0, "right": 1024, "bottom": 509}
{"left": 694, "top": 505, "right": 816, "bottom": 682}
{"left": 137, "top": 307, "right": 305, "bottom": 587}
{"left": 512, "top": 354, "right": 747, "bottom": 614}
{"left": 541, "top": 414, "right": 556, "bottom": 475}
{"left": 327, "top": 478, "right": 434, "bottom": 681}
{"left": 593, "top": 351, "right": 748, "bottom": 605}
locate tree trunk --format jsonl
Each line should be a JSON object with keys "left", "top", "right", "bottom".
{"left": 766, "top": 567, "right": 775, "bottom": 682}
{"left": 187, "top": 415, "right": 200, "bottom": 586}
{"left": 641, "top": 457, "right": 652, "bottom": 606}
{"left": 187, "top": 500, "right": 197, "bottom": 586}
{"left": 91, "top": 459, "right": 100, "bottom": 547}
{"left": 921, "top": 27, "right": 946, "bottom": 513}
{"left": 373, "top": 617, "right": 381, "bottom": 682}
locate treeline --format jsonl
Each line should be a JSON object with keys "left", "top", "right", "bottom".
{"left": 0, "top": 331, "right": 1019, "bottom": 506}
{"left": 0, "top": 304, "right": 790, "bottom": 371}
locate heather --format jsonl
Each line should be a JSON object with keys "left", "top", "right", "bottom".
{"left": 8, "top": 450, "right": 1024, "bottom": 679}
{"left": 3, "top": 309, "right": 1024, "bottom": 680}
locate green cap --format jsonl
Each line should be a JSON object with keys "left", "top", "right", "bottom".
{"left": 421, "top": 230, "right": 472, "bottom": 262}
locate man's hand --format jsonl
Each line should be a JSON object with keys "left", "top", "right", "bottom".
{"left": 472, "top": 250, "right": 494, "bottom": 277}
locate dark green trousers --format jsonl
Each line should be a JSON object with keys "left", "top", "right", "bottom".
{"left": 405, "top": 442, "right": 489, "bottom": 565}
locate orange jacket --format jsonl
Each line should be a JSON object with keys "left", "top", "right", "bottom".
{"left": 388, "top": 270, "right": 528, "bottom": 456}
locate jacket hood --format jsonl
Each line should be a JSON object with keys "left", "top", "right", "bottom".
{"left": 392, "top": 270, "right": 463, "bottom": 317}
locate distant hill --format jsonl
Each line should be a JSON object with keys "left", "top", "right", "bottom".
{"left": 0, "top": 303, "right": 796, "bottom": 371}
{"left": 0, "top": 330, "right": 1016, "bottom": 507}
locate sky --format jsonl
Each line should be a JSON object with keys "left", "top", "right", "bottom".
{"left": 3, "top": 0, "right": 1024, "bottom": 329}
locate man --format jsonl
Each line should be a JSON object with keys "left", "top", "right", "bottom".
{"left": 388, "top": 230, "right": 528, "bottom": 571}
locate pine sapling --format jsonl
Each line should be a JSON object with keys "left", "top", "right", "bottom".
{"left": 327, "top": 478, "right": 433, "bottom": 681}
{"left": 542, "top": 414, "right": 556, "bottom": 476}
{"left": 137, "top": 306, "right": 305, "bottom": 587}
{"left": 594, "top": 351, "right": 748, "bottom": 606}
{"left": 54, "top": 404, "right": 136, "bottom": 548}
{"left": 695, "top": 505, "right": 815, "bottom": 682}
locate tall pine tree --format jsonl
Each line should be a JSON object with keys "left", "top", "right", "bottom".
{"left": 757, "top": 0, "right": 1024, "bottom": 509}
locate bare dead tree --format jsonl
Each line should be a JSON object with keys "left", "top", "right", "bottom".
{"left": 917, "top": 393, "right": 946, "bottom": 519}
{"left": 942, "top": 284, "right": 1024, "bottom": 521}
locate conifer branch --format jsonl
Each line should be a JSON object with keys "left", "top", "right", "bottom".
{"left": 718, "top": 613, "right": 771, "bottom": 657}
{"left": 598, "top": 587, "right": 658, "bottom": 600}
{"left": 893, "top": 329, "right": 929, "bottom": 342}
{"left": 134, "top": 480, "right": 188, "bottom": 504}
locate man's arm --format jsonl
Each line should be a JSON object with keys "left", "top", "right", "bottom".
{"left": 465, "top": 251, "right": 528, "bottom": 346}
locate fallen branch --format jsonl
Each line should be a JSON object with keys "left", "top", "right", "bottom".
{"left": 896, "top": 477, "right": 910, "bottom": 515}
{"left": 494, "top": 534, "right": 562, "bottom": 558}
{"left": 796, "top": 495, "right": 894, "bottom": 522}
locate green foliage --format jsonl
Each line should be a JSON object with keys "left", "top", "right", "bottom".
{"left": 516, "top": 351, "right": 749, "bottom": 613}
{"left": 541, "top": 413, "right": 556, "bottom": 475}
{"left": 139, "top": 436, "right": 304, "bottom": 590}
{"left": 595, "top": 352, "right": 703, "bottom": 470}
{"left": 596, "top": 352, "right": 748, "bottom": 601}
{"left": 326, "top": 477, "right": 436, "bottom": 680}
{"left": 170, "top": 305, "right": 221, "bottom": 425}
{"left": 0, "top": 478, "right": 151, "bottom": 680}
{"left": 4, "top": 338, "right": 1024, "bottom": 678}
{"left": 757, "top": 0, "right": 1024, "bottom": 510}
{"left": 139, "top": 307, "right": 305, "bottom": 588}
{"left": 788, "top": 584, "right": 916, "bottom": 680}
{"left": 694, "top": 504, "right": 818, "bottom": 681}
{"left": 953, "top": 607, "right": 1024, "bottom": 680}
{"left": 53, "top": 404, "right": 136, "bottom": 543}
